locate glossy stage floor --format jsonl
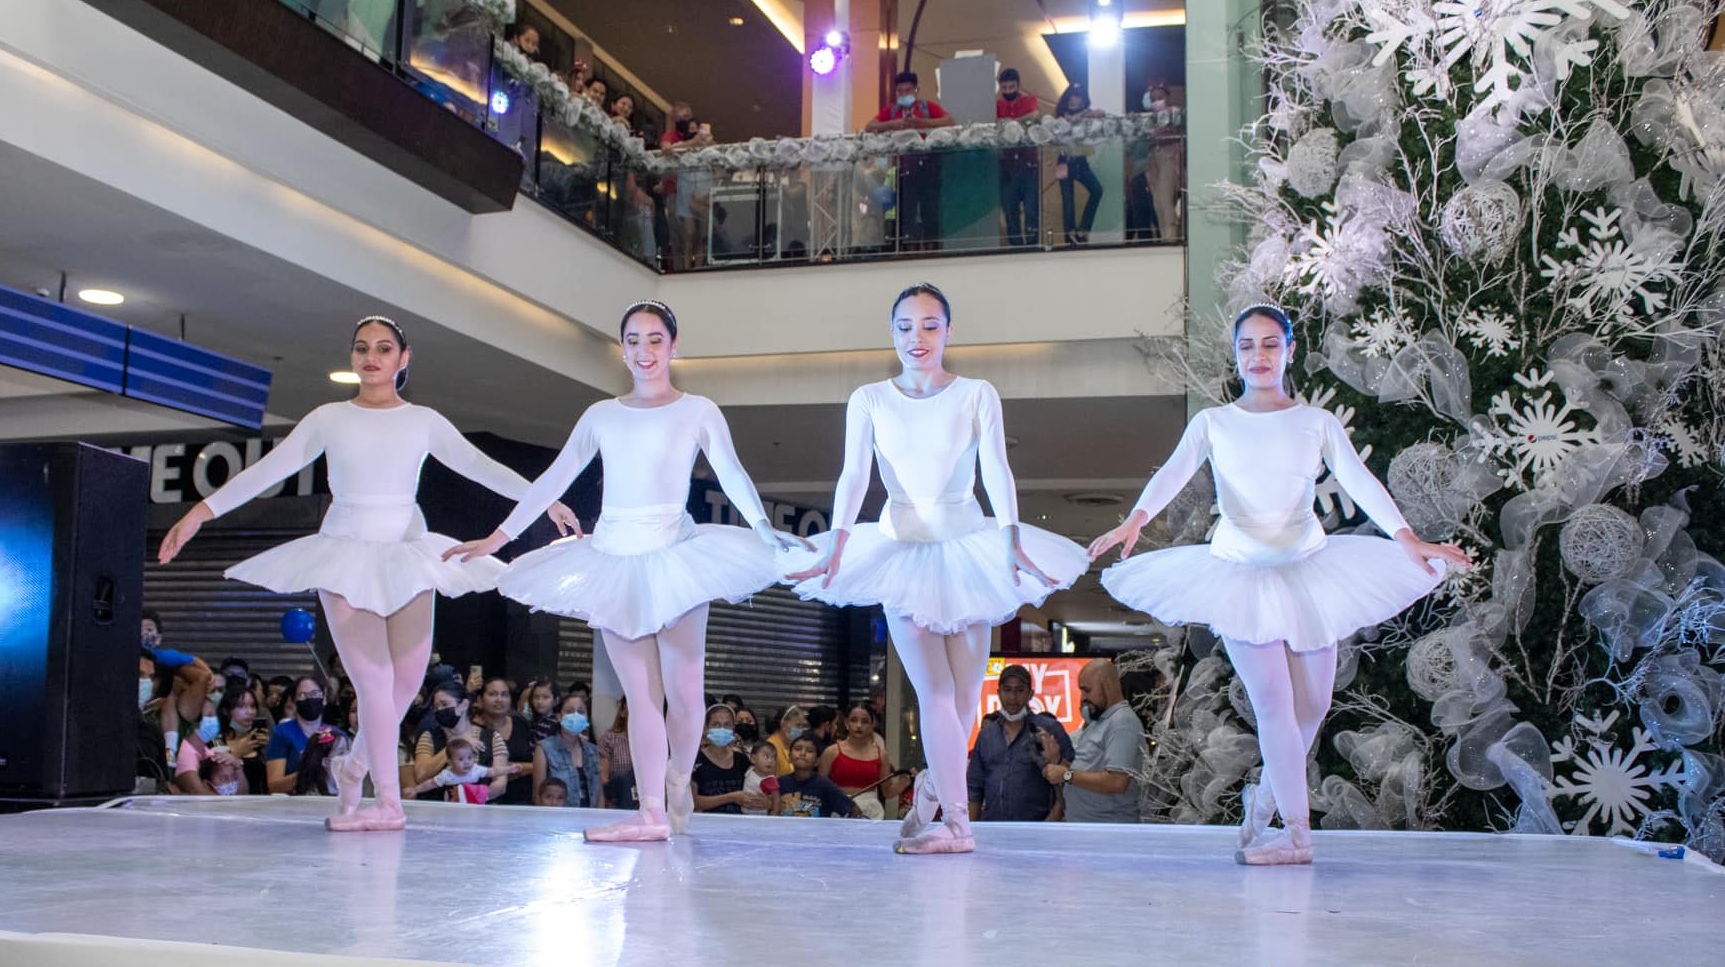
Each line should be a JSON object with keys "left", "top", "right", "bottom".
{"left": 0, "top": 797, "right": 1720, "bottom": 967}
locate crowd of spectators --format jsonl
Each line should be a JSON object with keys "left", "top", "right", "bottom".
{"left": 137, "top": 610, "right": 1154, "bottom": 823}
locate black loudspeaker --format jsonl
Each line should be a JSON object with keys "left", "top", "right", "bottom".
{"left": 0, "top": 442, "right": 147, "bottom": 800}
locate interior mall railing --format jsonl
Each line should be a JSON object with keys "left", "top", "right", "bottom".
{"left": 275, "top": 0, "right": 1187, "bottom": 273}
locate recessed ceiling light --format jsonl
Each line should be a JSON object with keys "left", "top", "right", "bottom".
{"left": 1064, "top": 491, "right": 1124, "bottom": 507}
{"left": 729, "top": 16, "right": 745, "bottom": 25}
{"left": 77, "top": 288, "right": 124, "bottom": 306}
{"left": 329, "top": 371, "right": 361, "bottom": 384}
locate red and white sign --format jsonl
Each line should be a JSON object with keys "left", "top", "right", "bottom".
{"left": 970, "top": 656, "right": 1086, "bottom": 744}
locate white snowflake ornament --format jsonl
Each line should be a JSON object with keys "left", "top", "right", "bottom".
{"left": 1550, "top": 721, "right": 1684, "bottom": 836}
{"left": 1473, "top": 368, "right": 1603, "bottom": 489}
{"left": 1351, "top": 306, "right": 1420, "bottom": 358}
{"left": 1457, "top": 308, "right": 1523, "bottom": 357}
{"left": 1537, "top": 206, "right": 1685, "bottom": 335}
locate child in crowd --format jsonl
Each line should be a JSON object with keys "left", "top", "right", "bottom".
{"left": 776, "top": 735, "right": 858, "bottom": 818}
{"left": 290, "top": 729, "right": 350, "bottom": 797}
{"left": 742, "top": 740, "right": 781, "bottom": 816}
{"left": 403, "top": 736, "right": 519, "bottom": 804}
{"left": 535, "top": 777, "right": 570, "bottom": 807}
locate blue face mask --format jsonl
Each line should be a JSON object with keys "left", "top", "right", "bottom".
{"left": 562, "top": 712, "right": 590, "bottom": 736}
{"left": 196, "top": 715, "right": 221, "bottom": 743}
{"left": 786, "top": 727, "right": 805, "bottom": 741}
{"left": 138, "top": 678, "right": 154, "bottom": 710}
{"left": 706, "top": 727, "right": 736, "bottom": 747}
{"left": 1080, "top": 702, "right": 1096, "bottom": 724}
{"left": 896, "top": 94, "right": 916, "bottom": 108}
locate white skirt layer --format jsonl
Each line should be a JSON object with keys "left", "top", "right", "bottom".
{"left": 1100, "top": 534, "right": 1445, "bottom": 652}
{"left": 497, "top": 504, "right": 778, "bottom": 639}
{"left": 781, "top": 498, "right": 1088, "bottom": 635}
{"left": 223, "top": 497, "right": 502, "bottom": 617}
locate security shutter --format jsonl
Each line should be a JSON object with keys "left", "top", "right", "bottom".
{"left": 558, "top": 588, "right": 852, "bottom": 715}
{"left": 142, "top": 527, "right": 323, "bottom": 681}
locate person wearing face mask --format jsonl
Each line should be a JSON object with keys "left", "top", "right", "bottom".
{"left": 412, "top": 681, "right": 510, "bottom": 802}
{"left": 533, "top": 694, "right": 603, "bottom": 808}
{"left": 994, "top": 68, "right": 1042, "bottom": 248}
{"left": 732, "top": 706, "right": 759, "bottom": 745}
{"left": 1040, "top": 660, "right": 1143, "bottom": 824}
{"left": 690, "top": 705, "right": 756, "bottom": 815}
{"left": 967, "top": 664, "right": 1073, "bottom": 822}
{"left": 864, "top": 71, "right": 956, "bottom": 252}
{"left": 170, "top": 660, "right": 245, "bottom": 796}
{"left": 265, "top": 676, "right": 349, "bottom": 794}
{"left": 767, "top": 705, "right": 808, "bottom": 777}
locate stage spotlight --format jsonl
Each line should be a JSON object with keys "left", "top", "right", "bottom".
{"left": 809, "top": 29, "right": 849, "bottom": 76}
{"left": 490, "top": 89, "right": 511, "bottom": 114}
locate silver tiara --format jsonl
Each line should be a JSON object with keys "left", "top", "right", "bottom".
{"left": 1236, "top": 302, "right": 1288, "bottom": 318}
{"left": 354, "top": 314, "right": 404, "bottom": 336}
{"left": 624, "top": 299, "right": 674, "bottom": 315}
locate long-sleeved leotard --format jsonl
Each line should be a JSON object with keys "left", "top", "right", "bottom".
{"left": 1100, "top": 403, "right": 1439, "bottom": 652}
{"left": 1127, "top": 403, "right": 1411, "bottom": 566}
{"left": 198, "top": 401, "right": 535, "bottom": 617}
{"left": 499, "top": 394, "right": 768, "bottom": 539}
{"left": 204, "top": 401, "right": 530, "bottom": 526}
{"left": 830, "top": 377, "right": 1019, "bottom": 540}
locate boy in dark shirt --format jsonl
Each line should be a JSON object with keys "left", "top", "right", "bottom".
{"left": 776, "top": 735, "right": 858, "bottom": 818}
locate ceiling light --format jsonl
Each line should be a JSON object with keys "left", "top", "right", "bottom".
{"left": 77, "top": 288, "right": 124, "bottom": 306}
{"left": 729, "top": 16, "right": 745, "bottom": 26}
{"left": 1064, "top": 491, "right": 1124, "bottom": 507}
{"left": 1088, "top": 15, "right": 1122, "bottom": 49}
{"left": 329, "top": 371, "right": 361, "bottom": 385}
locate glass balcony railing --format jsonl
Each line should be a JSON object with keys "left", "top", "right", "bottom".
{"left": 273, "top": 0, "right": 1186, "bottom": 273}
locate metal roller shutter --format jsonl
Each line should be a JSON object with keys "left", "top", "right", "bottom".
{"left": 141, "top": 528, "right": 324, "bottom": 681}
{"left": 558, "top": 588, "right": 853, "bottom": 716}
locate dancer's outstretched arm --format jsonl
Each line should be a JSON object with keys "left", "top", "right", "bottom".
{"left": 974, "top": 380, "right": 1051, "bottom": 587}
{"left": 1318, "top": 412, "right": 1470, "bottom": 574}
{"left": 1087, "top": 409, "right": 1211, "bottom": 562}
{"left": 695, "top": 401, "right": 811, "bottom": 551}
{"left": 787, "top": 387, "right": 876, "bottom": 584}
{"left": 427, "top": 412, "right": 577, "bottom": 536}
{"left": 445, "top": 411, "right": 599, "bottom": 561}
{"left": 159, "top": 408, "right": 328, "bottom": 563}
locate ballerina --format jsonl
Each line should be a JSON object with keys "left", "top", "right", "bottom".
{"left": 158, "top": 316, "right": 575, "bottom": 831}
{"left": 444, "top": 300, "right": 808, "bottom": 843}
{"left": 785, "top": 282, "right": 1088, "bottom": 854}
{"left": 1089, "top": 304, "right": 1471, "bottom": 865}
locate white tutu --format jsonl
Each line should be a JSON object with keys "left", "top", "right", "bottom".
{"left": 781, "top": 498, "right": 1088, "bottom": 635}
{"left": 498, "top": 504, "right": 778, "bottom": 639}
{"left": 1100, "top": 534, "right": 1444, "bottom": 652}
{"left": 223, "top": 496, "right": 503, "bottom": 616}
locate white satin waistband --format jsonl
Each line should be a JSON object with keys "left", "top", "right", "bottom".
{"left": 878, "top": 495, "right": 987, "bottom": 544}
{"left": 592, "top": 504, "right": 696, "bottom": 556}
{"left": 319, "top": 496, "right": 427, "bottom": 543}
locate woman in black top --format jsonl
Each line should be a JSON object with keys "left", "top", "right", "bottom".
{"left": 1054, "top": 83, "right": 1106, "bottom": 245}
{"left": 472, "top": 677, "right": 535, "bottom": 805}
{"left": 217, "top": 688, "right": 270, "bottom": 795}
{"left": 691, "top": 704, "right": 753, "bottom": 815}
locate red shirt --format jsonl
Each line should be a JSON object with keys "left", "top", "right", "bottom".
{"left": 875, "top": 99, "right": 948, "bottom": 123}
{"left": 996, "top": 93, "right": 1039, "bottom": 119}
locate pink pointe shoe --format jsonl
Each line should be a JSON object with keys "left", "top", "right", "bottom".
{"left": 325, "top": 803, "right": 406, "bottom": 833}
{"left": 585, "top": 798, "right": 671, "bottom": 843}
{"left": 898, "top": 771, "right": 940, "bottom": 840}
{"left": 666, "top": 775, "right": 694, "bottom": 835}
{"left": 331, "top": 754, "right": 368, "bottom": 818}
{"left": 1238, "top": 782, "right": 1278, "bottom": 850}
{"left": 1235, "top": 819, "right": 1312, "bottom": 866}
{"left": 895, "top": 809, "right": 975, "bottom": 855}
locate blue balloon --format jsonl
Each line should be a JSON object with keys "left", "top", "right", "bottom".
{"left": 870, "top": 184, "right": 897, "bottom": 214}
{"left": 280, "top": 608, "right": 317, "bottom": 644}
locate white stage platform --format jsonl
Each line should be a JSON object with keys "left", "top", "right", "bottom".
{"left": 0, "top": 796, "right": 1719, "bottom": 967}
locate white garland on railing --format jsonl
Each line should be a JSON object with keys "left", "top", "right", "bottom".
{"left": 491, "top": 37, "right": 1183, "bottom": 173}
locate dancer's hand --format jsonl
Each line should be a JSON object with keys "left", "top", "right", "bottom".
{"left": 1006, "top": 525, "right": 1056, "bottom": 588}
{"left": 785, "top": 529, "right": 850, "bottom": 588}
{"left": 1087, "top": 510, "right": 1149, "bottom": 563}
{"left": 158, "top": 503, "right": 214, "bottom": 564}
{"left": 1393, "top": 529, "right": 1472, "bottom": 577}
{"left": 547, "top": 501, "right": 583, "bottom": 538}
{"left": 443, "top": 529, "right": 509, "bottom": 563}
{"left": 753, "top": 519, "right": 814, "bottom": 552}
